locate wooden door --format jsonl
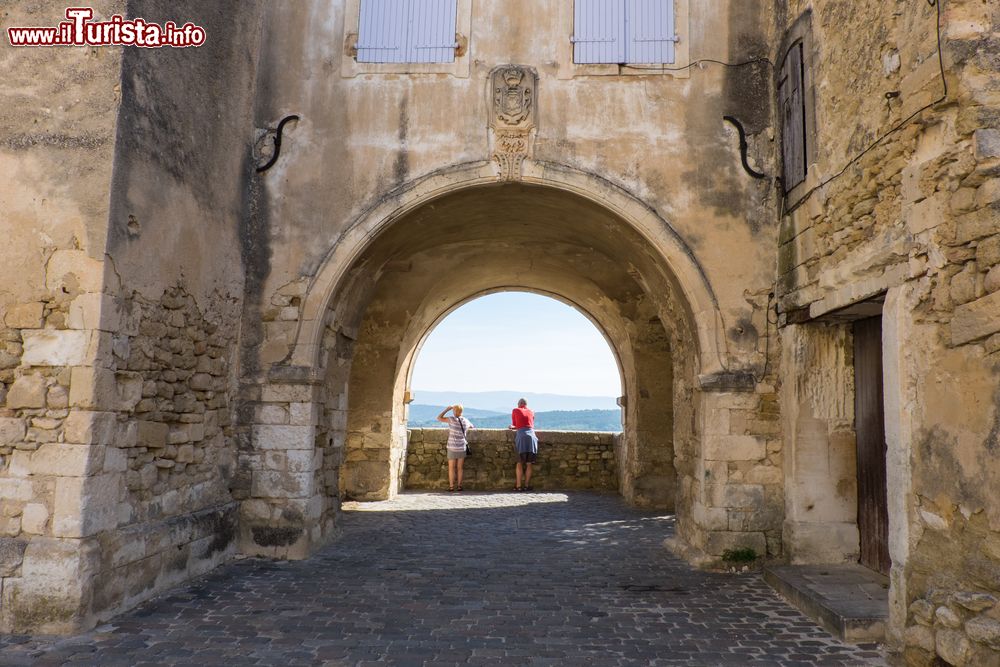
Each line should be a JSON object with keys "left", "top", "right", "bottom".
{"left": 854, "top": 316, "right": 890, "bottom": 575}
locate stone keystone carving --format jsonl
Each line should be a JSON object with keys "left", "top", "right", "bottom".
{"left": 488, "top": 65, "right": 537, "bottom": 182}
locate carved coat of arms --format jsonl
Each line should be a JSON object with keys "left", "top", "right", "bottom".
{"left": 494, "top": 67, "right": 533, "bottom": 126}
{"left": 488, "top": 65, "right": 537, "bottom": 181}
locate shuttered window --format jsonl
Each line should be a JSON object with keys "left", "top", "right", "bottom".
{"left": 779, "top": 41, "right": 807, "bottom": 191}
{"left": 573, "top": 0, "right": 676, "bottom": 64}
{"left": 357, "top": 0, "right": 458, "bottom": 63}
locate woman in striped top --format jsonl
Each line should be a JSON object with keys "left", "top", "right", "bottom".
{"left": 436, "top": 404, "right": 474, "bottom": 492}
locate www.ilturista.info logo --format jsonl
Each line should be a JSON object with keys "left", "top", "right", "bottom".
{"left": 7, "top": 7, "right": 206, "bottom": 48}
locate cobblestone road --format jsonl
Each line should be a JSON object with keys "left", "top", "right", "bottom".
{"left": 0, "top": 492, "right": 887, "bottom": 666}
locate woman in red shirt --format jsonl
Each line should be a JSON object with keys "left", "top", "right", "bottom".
{"left": 509, "top": 398, "right": 538, "bottom": 491}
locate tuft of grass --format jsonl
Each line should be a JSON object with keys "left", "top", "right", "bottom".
{"left": 721, "top": 547, "right": 758, "bottom": 563}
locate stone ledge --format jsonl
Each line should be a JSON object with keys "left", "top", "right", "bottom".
{"left": 764, "top": 564, "right": 888, "bottom": 643}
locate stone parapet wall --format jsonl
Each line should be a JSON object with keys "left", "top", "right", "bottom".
{"left": 404, "top": 429, "right": 618, "bottom": 492}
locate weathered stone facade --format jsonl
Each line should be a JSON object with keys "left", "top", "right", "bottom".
{"left": 1, "top": 0, "right": 998, "bottom": 663}
{"left": 404, "top": 429, "right": 618, "bottom": 492}
{"left": 773, "top": 0, "right": 1000, "bottom": 663}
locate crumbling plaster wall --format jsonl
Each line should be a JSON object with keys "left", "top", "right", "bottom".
{"left": 775, "top": 0, "right": 1000, "bottom": 663}
{"left": 0, "top": 0, "right": 264, "bottom": 634}
{"left": 243, "top": 0, "right": 786, "bottom": 565}
{"left": 0, "top": 0, "right": 126, "bottom": 635}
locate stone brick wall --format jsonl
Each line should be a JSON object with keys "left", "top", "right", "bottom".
{"left": 776, "top": 1, "right": 1000, "bottom": 662}
{"left": 404, "top": 429, "right": 618, "bottom": 492}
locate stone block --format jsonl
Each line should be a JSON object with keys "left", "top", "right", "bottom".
{"left": 691, "top": 501, "right": 729, "bottom": 530}
{"left": 21, "top": 504, "right": 49, "bottom": 534}
{"left": 985, "top": 265, "right": 1000, "bottom": 294}
{"left": 0, "top": 417, "right": 27, "bottom": 444}
{"left": 168, "top": 425, "right": 191, "bottom": 444}
{"left": 286, "top": 449, "right": 317, "bottom": 473}
{"left": 7, "top": 375, "right": 48, "bottom": 409}
{"left": 4, "top": 302, "right": 44, "bottom": 329}
{"left": 0, "top": 537, "right": 28, "bottom": 576}
{"left": 747, "top": 464, "right": 783, "bottom": 485}
{"left": 21, "top": 329, "right": 98, "bottom": 366}
{"left": 906, "top": 193, "right": 947, "bottom": 234}
{"left": 722, "top": 484, "right": 765, "bottom": 509}
{"left": 703, "top": 434, "right": 766, "bottom": 461}
{"left": 288, "top": 402, "right": 316, "bottom": 426}
{"left": 783, "top": 520, "right": 859, "bottom": 564}
{"left": 935, "top": 606, "right": 962, "bottom": 628}
{"left": 189, "top": 373, "right": 213, "bottom": 391}
{"left": 701, "top": 530, "right": 767, "bottom": 558}
{"left": 250, "top": 470, "right": 314, "bottom": 498}
{"left": 936, "top": 629, "right": 970, "bottom": 666}
{"left": 952, "top": 290, "right": 1000, "bottom": 345}
{"left": 67, "top": 293, "right": 115, "bottom": 331}
{"left": 47, "top": 385, "right": 69, "bottom": 409}
{"left": 975, "top": 129, "right": 1000, "bottom": 160}
{"left": 910, "top": 599, "right": 935, "bottom": 625}
{"left": 69, "top": 367, "right": 142, "bottom": 411}
{"left": 176, "top": 444, "right": 194, "bottom": 463}
{"left": 261, "top": 384, "right": 313, "bottom": 403}
{"left": 966, "top": 617, "right": 1000, "bottom": 647}
{"left": 0, "top": 478, "right": 33, "bottom": 501}
{"left": 954, "top": 206, "right": 1000, "bottom": 244}
{"left": 252, "top": 424, "right": 315, "bottom": 451}
{"left": 28, "top": 443, "right": 104, "bottom": 477}
{"left": 52, "top": 474, "right": 122, "bottom": 538}
{"left": 977, "top": 235, "right": 1000, "bottom": 268}
{"left": 257, "top": 404, "right": 289, "bottom": 424}
{"left": 903, "top": 624, "right": 936, "bottom": 653}
{"left": 136, "top": 420, "right": 168, "bottom": 448}
{"left": 0, "top": 517, "right": 21, "bottom": 536}
{"left": 45, "top": 249, "right": 106, "bottom": 294}
{"left": 103, "top": 447, "right": 127, "bottom": 473}
{"left": 62, "top": 411, "right": 117, "bottom": 445}
{"left": 951, "top": 592, "right": 997, "bottom": 612}
{"left": 704, "top": 408, "right": 731, "bottom": 435}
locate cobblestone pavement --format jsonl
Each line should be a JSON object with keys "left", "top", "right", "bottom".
{"left": 0, "top": 492, "right": 888, "bottom": 666}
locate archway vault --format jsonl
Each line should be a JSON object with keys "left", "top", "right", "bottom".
{"left": 240, "top": 161, "right": 749, "bottom": 562}
{"left": 312, "top": 171, "right": 703, "bottom": 512}
{"left": 289, "top": 160, "right": 726, "bottom": 378}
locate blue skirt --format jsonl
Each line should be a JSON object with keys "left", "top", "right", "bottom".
{"left": 515, "top": 427, "right": 538, "bottom": 454}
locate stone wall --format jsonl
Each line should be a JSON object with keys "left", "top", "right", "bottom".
{"left": 0, "top": 0, "right": 125, "bottom": 634}
{"left": 0, "top": 0, "right": 264, "bottom": 634}
{"left": 404, "top": 429, "right": 618, "bottom": 492}
{"left": 775, "top": 0, "right": 1000, "bottom": 662}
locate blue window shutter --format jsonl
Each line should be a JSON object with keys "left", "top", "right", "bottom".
{"left": 573, "top": 0, "right": 626, "bottom": 64}
{"left": 625, "top": 0, "right": 676, "bottom": 64}
{"left": 406, "top": 0, "right": 457, "bottom": 63}
{"left": 357, "top": 0, "right": 409, "bottom": 63}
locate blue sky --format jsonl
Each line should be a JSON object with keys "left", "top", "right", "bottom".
{"left": 411, "top": 292, "right": 621, "bottom": 397}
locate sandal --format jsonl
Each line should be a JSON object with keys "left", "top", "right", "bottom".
{"left": 523, "top": 486, "right": 533, "bottom": 492}
{"left": 513, "top": 486, "right": 522, "bottom": 492}
{"left": 457, "top": 486, "right": 463, "bottom": 492}
{"left": 448, "top": 487, "right": 456, "bottom": 493}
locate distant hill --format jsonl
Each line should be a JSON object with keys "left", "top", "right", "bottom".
{"left": 406, "top": 404, "right": 505, "bottom": 424}
{"left": 407, "top": 405, "right": 622, "bottom": 432}
{"left": 410, "top": 389, "right": 618, "bottom": 413}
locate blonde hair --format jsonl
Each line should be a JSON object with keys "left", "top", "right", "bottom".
{"left": 453, "top": 404, "right": 464, "bottom": 415}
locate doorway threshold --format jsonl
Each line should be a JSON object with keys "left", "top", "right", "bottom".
{"left": 764, "top": 563, "right": 889, "bottom": 643}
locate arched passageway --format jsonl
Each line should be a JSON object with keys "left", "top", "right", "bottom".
{"left": 319, "top": 183, "right": 696, "bottom": 508}
{"left": 240, "top": 165, "right": 779, "bottom": 566}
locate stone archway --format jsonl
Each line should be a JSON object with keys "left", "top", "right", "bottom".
{"left": 240, "top": 162, "right": 780, "bottom": 568}
{"left": 287, "top": 160, "right": 726, "bottom": 376}
{"left": 318, "top": 182, "right": 696, "bottom": 509}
